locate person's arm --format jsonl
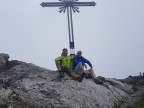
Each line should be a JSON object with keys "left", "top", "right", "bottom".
{"left": 82, "top": 57, "right": 93, "bottom": 68}
{"left": 84, "top": 63, "right": 87, "bottom": 69}
{"left": 55, "top": 56, "right": 62, "bottom": 61}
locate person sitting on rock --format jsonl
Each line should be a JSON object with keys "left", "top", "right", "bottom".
{"left": 55, "top": 48, "right": 84, "bottom": 82}
{"left": 72, "top": 50, "right": 103, "bottom": 84}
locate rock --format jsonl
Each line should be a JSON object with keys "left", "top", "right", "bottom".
{"left": 0, "top": 53, "right": 133, "bottom": 108}
{"left": 123, "top": 75, "right": 144, "bottom": 86}
{"left": 0, "top": 53, "right": 9, "bottom": 72}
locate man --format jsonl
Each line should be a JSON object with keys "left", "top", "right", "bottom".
{"left": 55, "top": 48, "right": 84, "bottom": 82}
{"left": 72, "top": 50, "right": 103, "bottom": 84}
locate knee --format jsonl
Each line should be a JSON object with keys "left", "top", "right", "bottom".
{"left": 78, "top": 62, "right": 83, "bottom": 67}
{"left": 89, "top": 69, "right": 94, "bottom": 73}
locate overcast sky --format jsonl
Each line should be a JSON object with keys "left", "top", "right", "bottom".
{"left": 0, "top": 0, "right": 144, "bottom": 79}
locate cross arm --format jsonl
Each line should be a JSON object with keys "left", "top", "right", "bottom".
{"left": 41, "top": 1, "right": 96, "bottom": 8}
{"left": 72, "top": 2, "right": 96, "bottom": 7}
{"left": 41, "top": 2, "right": 65, "bottom": 7}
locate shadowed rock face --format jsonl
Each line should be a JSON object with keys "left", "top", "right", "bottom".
{"left": 0, "top": 53, "right": 133, "bottom": 108}
{"left": 0, "top": 53, "right": 9, "bottom": 72}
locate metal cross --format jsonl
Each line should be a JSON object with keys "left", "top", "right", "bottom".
{"left": 40, "top": 0, "right": 96, "bottom": 57}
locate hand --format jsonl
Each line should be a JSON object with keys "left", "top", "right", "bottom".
{"left": 89, "top": 67, "right": 93, "bottom": 71}
{"left": 84, "top": 64, "right": 87, "bottom": 69}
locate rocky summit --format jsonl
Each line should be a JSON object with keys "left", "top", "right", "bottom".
{"left": 0, "top": 53, "right": 134, "bottom": 108}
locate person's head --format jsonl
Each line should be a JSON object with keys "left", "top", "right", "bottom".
{"left": 62, "top": 48, "right": 68, "bottom": 56}
{"left": 77, "top": 50, "right": 82, "bottom": 57}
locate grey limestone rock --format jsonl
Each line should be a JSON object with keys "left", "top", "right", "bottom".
{"left": 0, "top": 53, "right": 133, "bottom": 108}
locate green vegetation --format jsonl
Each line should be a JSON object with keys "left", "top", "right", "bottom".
{"left": 126, "top": 93, "right": 144, "bottom": 108}
{"left": 0, "top": 104, "right": 8, "bottom": 108}
{"left": 132, "top": 86, "right": 138, "bottom": 92}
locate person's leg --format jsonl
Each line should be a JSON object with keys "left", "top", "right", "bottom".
{"left": 65, "top": 68, "right": 78, "bottom": 79}
{"left": 55, "top": 61, "right": 65, "bottom": 78}
{"left": 74, "top": 62, "right": 85, "bottom": 75}
{"left": 74, "top": 64, "right": 86, "bottom": 82}
{"left": 65, "top": 68, "right": 84, "bottom": 82}
{"left": 78, "top": 62, "right": 85, "bottom": 72}
{"left": 70, "top": 71, "right": 84, "bottom": 82}
{"left": 70, "top": 72, "right": 79, "bottom": 79}
{"left": 86, "top": 69, "right": 103, "bottom": 85}
{"left": 89, "top": 69, "right": 97, "bottom": 80}
{"left": 55, "top": 61, "right": 61, "bottom": 71}
{"left": 84, "top": 70, "right": 92, "bottom": 79}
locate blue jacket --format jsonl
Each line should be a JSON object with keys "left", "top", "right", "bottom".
{"left": 72, "top": 55, "right": 93, "bottom": 70}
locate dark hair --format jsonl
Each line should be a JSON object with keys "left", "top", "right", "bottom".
{"left": 63, "top": 48, "right": 68, "bottom": 51}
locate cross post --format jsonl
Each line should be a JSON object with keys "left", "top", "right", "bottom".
{"left": 40, "top": 0, "right": 96, "bottom": 57}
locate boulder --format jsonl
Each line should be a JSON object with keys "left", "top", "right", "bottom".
{"left": 0, "top": 54, "right": 133, "bottom": 108}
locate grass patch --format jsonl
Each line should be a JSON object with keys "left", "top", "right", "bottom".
{"left": 126, "top": 93, "right": 144, "bottom": 108}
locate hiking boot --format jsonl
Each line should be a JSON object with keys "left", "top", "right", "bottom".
{"left": 81, "top": 72, "right": 86, "bottom": 79}
{"left": 84, "top": 74, "right": 89, "bottom": 79}
{"left": 59, "top": 71, "right": 65, "bottom": 78}
{"left": 76, "top": 73, "right": 86, "bottom": 82}
{"left": 77, "top": 76, "right": 83, "bottom": 82}
{"left": 94, "top": 79, "right": 103, "bottom": 85}
{"left": 85, "top": 73, "right": 92, "bottom": 79}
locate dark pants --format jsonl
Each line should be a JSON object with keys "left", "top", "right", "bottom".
{"left": 61, "top": 67, "right": 72, "bottom": 75}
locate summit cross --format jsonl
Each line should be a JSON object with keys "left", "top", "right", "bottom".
{"left": 40, "top": 0, "right": 96, "bottom": 57}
